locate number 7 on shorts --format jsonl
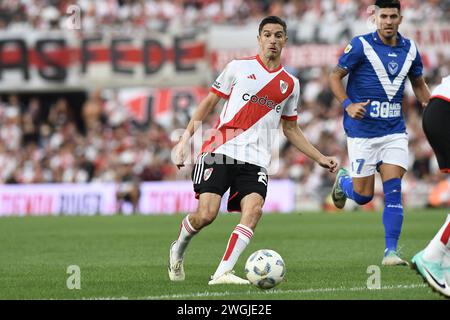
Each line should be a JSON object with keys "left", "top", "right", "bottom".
{"left": 352, "top": 158, "right": 365, "bottom": 175}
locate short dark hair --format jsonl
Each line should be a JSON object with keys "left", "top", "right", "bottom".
{"left": 375, "top": 0, "right": 401, "bottom": 11}
{"left": 258, "top": 16, "right": 287, "bottom": 35}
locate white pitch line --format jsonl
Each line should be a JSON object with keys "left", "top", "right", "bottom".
{"left": 140, "top": 283, "right": 428, "bottom": 300}
{"left": 80, "top": 283, "right": 428, "bottom": 300}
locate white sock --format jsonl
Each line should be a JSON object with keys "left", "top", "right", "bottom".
{"left": 213, "top": 224, "right": 253, "bottom": 279}
{"left": 423, "top": 214, "right": 450, "bottom": 263}
{"left": 172, "top": 215, "right": 198, "bottom": 260}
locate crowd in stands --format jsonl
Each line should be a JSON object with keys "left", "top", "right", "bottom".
{"left": 0, "top": 63, "right": 448, "bottom": 198}
{"left": 0, "top": 78, "right": 448, "bottom": 210}
{"left": 0, "top": 0, "right": 448, "bottom": 209}
{"left": 0, "top": 0, "right": 449, "bottom": 32}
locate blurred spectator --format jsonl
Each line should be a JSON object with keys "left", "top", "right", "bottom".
{"left": 1, "top": 1, "right": 449, "bottom": 32}
{"left": 115, "top": 151, "right": 141, "bottom": 214}
{"left": 21, "top": 98, "right": 42, "bottom": 146}
{"left": 428, "top": 177, "right": 450, "bottom": 208}
{"left": 82, "top": 89, "right": 105, "bottom": 132}
{"left": 47, "top": 98, "right": 72, "bottom": 129}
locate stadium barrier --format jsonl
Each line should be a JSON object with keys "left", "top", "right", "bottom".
{"left": 0, "top": 177, "right": 437, "bottom": 217}
{"left": 0, "top": 180, "right": 295, "bottom": 216}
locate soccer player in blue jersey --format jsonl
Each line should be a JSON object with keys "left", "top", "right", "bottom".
{"left": 329, "top": 0, "right": 431, "bottom": 266}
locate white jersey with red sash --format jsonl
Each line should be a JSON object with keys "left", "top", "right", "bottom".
{"left": 202, "top": 55, "right": 300, "bottom": 169}
{"left": 431, "top": 75, "right": 450, "bottom": 102}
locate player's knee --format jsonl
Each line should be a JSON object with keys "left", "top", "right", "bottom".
{"left": 352, "top": 183, "right": 374, "bottom": 202}
{"left": 241, "top": 205, "right": 263, "bottom": 230}
{"left": 193, "top": 208, "right": 218, "bottom": 228}
{"left": 383, "top": 178, "right": 403, "bottom": 213}
{"left": 353, "top": 192, "right": 373, "bottom": 205}
{"left": 247, "top": 205, "right": 263, "bottom": 219}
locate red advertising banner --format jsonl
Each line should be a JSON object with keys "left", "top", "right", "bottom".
{"left": 0, "top": 31, "right": 209, "bottom": 90}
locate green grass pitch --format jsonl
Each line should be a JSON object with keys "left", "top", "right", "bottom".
{"left": 0, "top": 209, "right": 448, "bottom": 300}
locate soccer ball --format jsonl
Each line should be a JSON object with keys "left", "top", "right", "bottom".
{"left": 244, "top": 249, "right": 285, "bottom": 289}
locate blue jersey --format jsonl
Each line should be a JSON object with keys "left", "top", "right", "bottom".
{"left": 338, "top": 32, "right": 423, "bottom": 138}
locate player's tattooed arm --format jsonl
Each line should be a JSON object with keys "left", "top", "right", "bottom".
{"left": 329, "top": 65, "right": 349, "bottom": 104}
{"left": 331, "top": 66, "right": 349, "bottom": 79}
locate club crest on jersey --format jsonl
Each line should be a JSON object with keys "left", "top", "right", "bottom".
{"left": 203, "top": 168, "right": 214, "bottom": 181}
{"left": 344, "top": 44, "right": 352, "bottom": 54}
{"left": 388, "top": 61, "right": 398, "bottom": 75}
{"left": 280, "top": 80, "right": 288, "bottom": 94}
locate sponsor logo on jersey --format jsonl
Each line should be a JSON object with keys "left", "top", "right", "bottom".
{"left": 247, "top": 74, "right": 256, "bottom": 80}
{"left": 242, "top": 93, "right": 282, "bottom": 113}
{"left": 280, "top": 80, "right": 288, "bottom": 94}
{"left": 344, "top": 44, "right": 352, "bottom": 54}
{"left": 203, "top": 168, "right": 214, "bottom": 181}
{"left": 369, "top": 101, "right": 402, "bottom": 118}
{"left": 388, "top": 52, "right": 398, "bottom": 57}
{"left": 388, "top": 61, "right": 398, "bottom": 75}
{"left": 213, "top": 81, "right": 221, "bottom": 89}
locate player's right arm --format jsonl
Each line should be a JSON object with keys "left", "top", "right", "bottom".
{"left": 329, "top": 38, "right": 370, "bottom": 120}
{"left": 329, "top": 66, "right": 370, "bottom": 120}
{"left": 174, "top": 61, "right": 237, "bottom": 168}
{"left": 174, "top": 92, "right": 221, "bottom": 168}
{"left": 329, "top": 65, "right": 349, "bottom": 103}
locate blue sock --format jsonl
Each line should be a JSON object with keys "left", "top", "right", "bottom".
{"left": 339, "top": 176, "right": 373, "bottom": 205}
{"left": 382, "top": 178, "right": 403, "bottom": 254}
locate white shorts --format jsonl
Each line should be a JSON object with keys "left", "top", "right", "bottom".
{"left": 347, "top": 133, "right": 409, "bottom": 178}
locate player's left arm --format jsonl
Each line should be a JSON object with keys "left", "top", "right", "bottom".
{"left": 281, "top": 119, "right": 338, "bottom": 173}
{"left": 409, "top": 75, "right": 431, "bottom": 107}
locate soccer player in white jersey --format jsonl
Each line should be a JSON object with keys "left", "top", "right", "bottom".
{"left": 329, "top": 0, "right": 431, "bottom": 265}
{"left": 168, "top": 16, "right": 338, "bottom": 285}
{"left": 411, "top": 75, "right": 450, "bottom": 297}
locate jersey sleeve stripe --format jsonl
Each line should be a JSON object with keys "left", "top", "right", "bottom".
{"left": 210, "top": 87, "right": 229, "bottom": 99}
{"left": 281, "top": 115, "right": 298, "bottom": 121}
{"left": 337, "top": 63, "right": 349, "bottom": 70}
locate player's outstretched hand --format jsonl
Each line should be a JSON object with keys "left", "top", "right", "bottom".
{"left": 174, "top": 139, "right": 189, "bottom": 169}
{"left": 318, "top": 156, "right": 338, "bottom": 173}
{"left": 346, "top": 100, "right": 370, "bottom": 119}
